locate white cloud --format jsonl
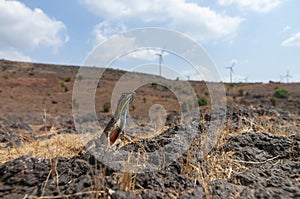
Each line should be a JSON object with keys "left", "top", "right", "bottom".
{"left": 218, "top": 0, "right": 284, "bottom": 13}
{"left": 80, "top": 0, "right": 169, "bottom": 22}
{"left": 85, "top": 35, "right": 137, "bottom": 66}
{"left": 282, "top": 25, "right": 291, "bottom": 33}
{"left": 0, "top": 49, "right": 32, "bottom": 62}
{"left": 0, "top": 0, "right": 68, "bottom": 54}
{"left": 93, "top": 21, "right": 127, "bottom": 45}
{"left": 167, "top": 2, "right": 242, "bottom": 41}
{"left": 81, "top": 0, "right": 242, "bottom": 42}
{"left": 281, "top": 32, "right": 300, "bottom": 47}
{"left": 128, "top": 49, "right": 167, "bottom": 61}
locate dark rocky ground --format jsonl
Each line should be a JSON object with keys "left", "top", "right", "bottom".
{"left": 0, "top": 105, "right": 299, "bottom": 198}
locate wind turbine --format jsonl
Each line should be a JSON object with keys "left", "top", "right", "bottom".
{"left": 156, "top": 49, "right": 165, "bottom": 77}
{"left": 226, "top": 62, "right": 235, "bottom": 83}
{"left": 284, "top": 71, "right": 292, "bottom": 83}
{"left": 243, "top": 76, "right": 248, "bottom": 83}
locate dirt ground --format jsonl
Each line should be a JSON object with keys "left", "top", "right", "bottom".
{"left": 0, "top": 60, "right": 299, "bottom": 198}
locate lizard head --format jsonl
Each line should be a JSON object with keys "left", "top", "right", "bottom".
{"left": 114, "top": 91, "right": 135, "bottom": 130}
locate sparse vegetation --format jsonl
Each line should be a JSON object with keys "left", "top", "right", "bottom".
{"left": 273, "top": 87, "right": 289, "bottom": 99}
{"left": 270, "top": 97, "right": 276, "bottom": 106}
{"left": 197, "top": 97, "right": 208, "bottom": 106}
{"left": 151, "top": 83, "right": 158, "bottom": 89}
{"left": 60, "top": 81, "right": 65, "bottom": 88}
{"left": 238, "top": 89, "right": 244, "bottom": 96}
{"left": 64, "top": 77, "right": 71, "bottom": 82}
{"left": 2, "top": 65, "right": 7, "bottom": 71}
{"left": 60, "top": 81, "right": 69, "bottom": 92}
{"left": 103, "top": 102, "right": 111, "bottom": 112}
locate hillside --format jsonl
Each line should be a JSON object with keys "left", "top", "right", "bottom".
{"left": 1, "top": 59, "right": 299, "bottom": 117}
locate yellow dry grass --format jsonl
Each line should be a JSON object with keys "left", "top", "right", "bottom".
{"left": 0, "top": 133, "right": 84, "bottom": 163}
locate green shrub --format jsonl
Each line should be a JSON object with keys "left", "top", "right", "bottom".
{"left": 103, "top": 102, "right": 111, "bottom": 112}
{"left": 197, "top": 98, "right": 208, "bottom": 106}
{"left": 270, "top": 97, "right": 276, "bottom": 106}
{"left": 64, "top": 86, "right": 69, "bottom": 92}
{"left": 64, "top": 77, "right": 71, "bottom": 82}
{"left": 238, "top": 89, "right": 244, "bottom": 96}
{"left": 273, "top": 87, "right": 289, "bottom": 99}
{"left": 60, "top": 81, "right": 65, "bottom": 88}
{"left": 151, "top": 83, "right": 158, "bottom": 89}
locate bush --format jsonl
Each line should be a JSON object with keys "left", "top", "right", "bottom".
{"left": 60, "top": 81, "right": 65, "bottom": 88}
{"left": 64, "top": 77, "right": 71, "bottom": 82}
{"left": 64, "top": 86, "right": 69, "bottom": 92}
{"left": 151, "top": 83, "right": 158, "bottom": 89}
{"left": 273, "top": 87, "right": 289, "bottom": 99}
{"left": 103, "top": 102, "right": 111, "bottom": 112}
{"left": 270, "top": 97, "right": 276, "bottom": 106}
{"left": 238, "top": 89, "right": 244, "bottom": 96}
{"left": 197, "top": 98, "right": 208, "bottom": 106}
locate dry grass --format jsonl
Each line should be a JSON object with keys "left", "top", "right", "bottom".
{"left": 0, "top": 133, "right": 84, "bottom": 163}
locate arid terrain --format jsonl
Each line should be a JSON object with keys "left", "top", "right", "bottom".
{"left": 0, "top": 60, "right": 299, "bottom": 198}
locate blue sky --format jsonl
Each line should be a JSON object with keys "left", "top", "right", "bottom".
{"left": 0, "top": 0, "right": 299, "bottom": 82}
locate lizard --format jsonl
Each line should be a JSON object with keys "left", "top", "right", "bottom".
{"left": 85, "top": 91, "right": 135, "bottom": 151}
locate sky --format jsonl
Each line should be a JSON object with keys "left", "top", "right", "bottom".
{"left": 0, "top": 0, "right": 300, "bottom": 82}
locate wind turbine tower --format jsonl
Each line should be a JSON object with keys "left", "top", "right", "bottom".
{"left": 156, "top": 49, "right": 165, "bottom": 77}
{"left": 284, "top": 71, "right": 292, "bottom": 83}
{"left": 226, "top": 62, "right": 235, "bottom": 83}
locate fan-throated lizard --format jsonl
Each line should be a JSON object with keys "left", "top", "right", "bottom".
{"left": 85, "top": 92, "right": 135, "bottom": 151}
